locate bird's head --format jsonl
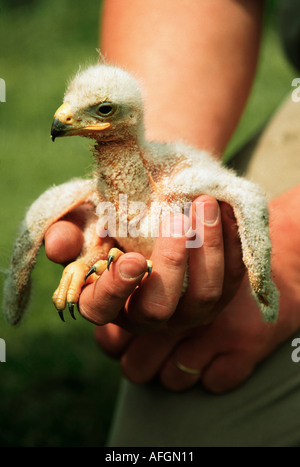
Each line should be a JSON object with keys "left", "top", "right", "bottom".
{"left": 51, "top": 64, "right": 145, "bottom": 143}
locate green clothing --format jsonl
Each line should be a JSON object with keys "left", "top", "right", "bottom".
{"left": 109, "top": 334, "right": 300, "bottom": 447}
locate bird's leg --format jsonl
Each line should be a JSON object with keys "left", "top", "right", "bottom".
{"left": 53, "top": 248, "right": 153, "bottom": 322}
{"left": 107, "top": 247, "right": 124, "bottom": 270}
{"left": 83, "top": 248, "right": 124, "bottom": 283}
{"left": 51, "top": 215, "right": 118, "bottom": 321}
{"left": 52, "top": 258, "right": 105, "bottom": 321}
{"left": 84, "top": 259, "right": 107, "bottom": 281}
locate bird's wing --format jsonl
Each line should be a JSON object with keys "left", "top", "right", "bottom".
{"left": 3, "top": 178, "right": 99, "bottom": 325}
{"left": 171, "top": 158, "right": 279, "bottom": 322}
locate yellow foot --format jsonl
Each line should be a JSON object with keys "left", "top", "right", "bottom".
{"left": 107, "top": 247, "right": 124, "bottom": 269}
{"left": 84, "top": 248, "right": 124, "bottom": 283}
{"left": 84, "top": 259, "right": 108, "bottom": 282}
{"left": 52, "top": 259, "right": 94, "bottom": 322}
{"left": 146, "top": 259, "right": 153, "bottom": 277}
{"left": 56, "top": 250, "right": 154, "bottom": 322}
{"left": 85, "top": 248, "right": 153, "bottom": 285}
{"left": 107, "top": 248, "right": 153, "bottom": 276}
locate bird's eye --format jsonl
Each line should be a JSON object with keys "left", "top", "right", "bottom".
{"left": 97, "top": 103, "right": 115, "bottom": 117}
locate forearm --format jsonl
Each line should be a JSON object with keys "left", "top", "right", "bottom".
{"left": 269, "top": 184, "right": 300, "bottom": 336}
{"left": 100, "top": 0, "right": 263, "bottom": 156}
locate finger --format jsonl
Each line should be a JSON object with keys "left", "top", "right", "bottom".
{"left": 78, "top": 252, "right": 148, "bottom": 325}
{"left": 94, "top": 323, "right": 133, "bottom": 358}
{"left": 123, "top": 213, "right": 189, "bottom": 331}
{"left": 187, "top": 195, "right": 224, "bottom": 307}
{"left": 201, "top": 352, "right": 255, "bottom": 394}
{"left": 219, "top": 202, "right": 245, "bottom": 304}
{"left": 159, "top": 329, "right": 212, "bottom": 391}
{"left": 170, "top": 195, "right": 224, "bottom": 329}
{"left": 121, "top": 332, "right": 180, "bottom": 384}
{"left": 45, "top": 220, "right": 84, "bottom": 264}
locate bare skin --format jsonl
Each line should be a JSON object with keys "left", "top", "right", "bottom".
{"left": 45, "top": 195, "right": 244, "bottom": 332}
{"left": 45, "top": 0, "right": 300, "bottom": 392}
{"left": 46, "top": 187, "right": 300, "bottom": 393}
{"left": 100, "top": 0, "right": 263, "bottom": 154}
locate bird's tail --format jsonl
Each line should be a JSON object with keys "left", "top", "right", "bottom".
{"left": 3, "top": 178, "right": 96, "bottom": 325}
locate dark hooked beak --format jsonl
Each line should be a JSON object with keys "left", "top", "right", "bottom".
{"left": 50, "top": 102, "right": 74, "bottom": 142}
{"left": 51, "top": 117, "right": 71, "bottom": 142}
{"left": 50, "top": 102, "right": 111, "bottom": 142}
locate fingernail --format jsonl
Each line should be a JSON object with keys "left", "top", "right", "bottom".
{"left": 119, "top": 258, "right": 146, "bottom": 280}
{"left": 203, "top": 202, "right": 219, "bottom": 225}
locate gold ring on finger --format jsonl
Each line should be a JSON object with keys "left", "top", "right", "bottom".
{"left": 174, "top": 359, "right": 202, "bottom": 376}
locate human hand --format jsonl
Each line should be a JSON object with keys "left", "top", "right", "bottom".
{"left": 95, "top": 277, "right": 275, "bottom": 393}
{"left": 45, "top": 195, "right": 245, "bottom": 334}
{"left": 46, "top": 194, "right": 267, "bottom": 394}
{"left": 95, "top": 187, "right": 300, "bottom": 393}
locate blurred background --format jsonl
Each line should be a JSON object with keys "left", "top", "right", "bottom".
{"left": 0, "top": 0, "right": 296, "bottom": 446}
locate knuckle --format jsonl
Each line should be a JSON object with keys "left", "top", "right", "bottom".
{"left": 78, "top": 303, "right": 102, "bottom": 324}
{"left": 140, "top": 298, "right": 173, "bottom": 323}
{"left": 196, "top": 286, "right": 223, "bottom": 305}
{"left": 101, "top": 278, "right": 133, "bottom": 302}
{"left": 159, "top": 246, "right": 187, "bottom": 271}
{"left": 79, "top": 302, "right": 114, "bottom": 326}
{"left": 78, "top": 289, "right": 118, "bottom": 326}
{"left": 102, "top": 284, "right": 125, "bottom": 301}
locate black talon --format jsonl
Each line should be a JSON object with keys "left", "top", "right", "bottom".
{"left": 147, "top": 265, "right": 152, "bottom": 277}
{"left": 85, "top": 266, "right": 97, "bottom": 282}
{"left": 58, "top": 310, "right": 65, "bottom": 322}
{"left": 68, "top": 302, "right": 76, "bottom": 320}
{"left": 107, "top": 255, "right": 114, "bottom": 270}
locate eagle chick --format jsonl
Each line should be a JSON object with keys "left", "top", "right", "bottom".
{"left": 3, "top": 63, "right": 279, "bottom": 325}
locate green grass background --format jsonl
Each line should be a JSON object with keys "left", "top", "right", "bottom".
{"left": 0, "top": 0, "right": 296, "bottom": 446}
